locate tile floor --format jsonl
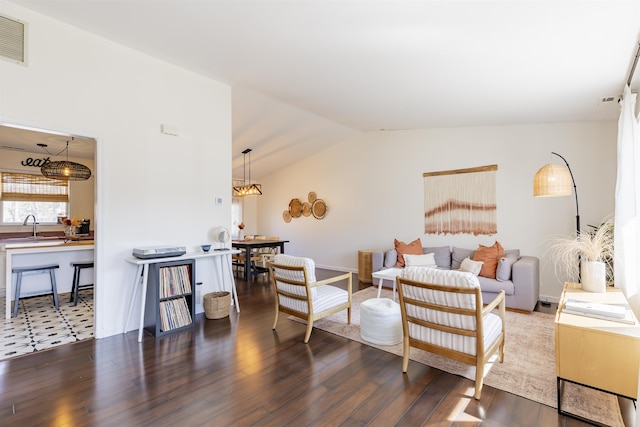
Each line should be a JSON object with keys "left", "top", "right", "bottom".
{"left": 0, "top": 289, "right": 94, "bottom": 361}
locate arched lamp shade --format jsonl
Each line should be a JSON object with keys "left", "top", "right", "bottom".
{"left": 533, "top": 163, "right": 572, "bottom": 197}
{"left": 41, "top": 160, "right": 92, "bottom": 181}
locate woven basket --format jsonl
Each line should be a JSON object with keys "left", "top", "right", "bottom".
{"left": 203, "top": 291, "right": 231, "bottom": 319}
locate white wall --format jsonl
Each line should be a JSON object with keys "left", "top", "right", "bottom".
{"left": 258, "top": 122, "right": 617, "bottom": 302}
{"left": 0, "top": 3, "right": 233, "bottom": 338}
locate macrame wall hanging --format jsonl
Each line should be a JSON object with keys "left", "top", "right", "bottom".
{"left": 423, "top": 164, "right": 498, "bottom": 236}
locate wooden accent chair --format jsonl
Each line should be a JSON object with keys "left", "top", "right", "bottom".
{"left": 396, "top": 267, "right": 505, "bottom": 399}
{"left": 268, "top": 254, "right": 352, "bottom": 343}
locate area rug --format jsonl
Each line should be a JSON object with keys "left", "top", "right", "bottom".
{"left": 293, "top": 287, "right": 624, "bottom": 427}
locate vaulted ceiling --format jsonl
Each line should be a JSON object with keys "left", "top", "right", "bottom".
{"left": 8, "top": 1, "right": 640, "bottom": 178}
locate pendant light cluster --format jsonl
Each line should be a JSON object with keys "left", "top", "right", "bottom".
{"left": 233, "top": 148, "right": 262, "bottom": 197}
{"left": 40, "top": 138, "right": 92, "bottom": 181}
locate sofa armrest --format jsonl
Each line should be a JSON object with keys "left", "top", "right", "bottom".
{"left": 371, "top": 250, "right": 385, "bottom": 273}
{"left": 511, "top": 255, "right": 540, "bottom": 302}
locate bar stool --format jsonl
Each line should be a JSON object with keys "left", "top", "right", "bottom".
{"left": 12, "top": 264, "right": 60, "bottom": 318}
{"left": 69, "top": 262, "right": 94, "bottom": 306}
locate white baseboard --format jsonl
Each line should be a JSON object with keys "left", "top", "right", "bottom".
{"left": 538, "top": 294, "right": 561, "bottom": 304}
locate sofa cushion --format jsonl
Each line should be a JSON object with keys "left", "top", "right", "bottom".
{"left": 478, "top": 276, "right": 515, "bottom": 296}
{"left": 404, "top": 253, "right": 437, "bottom": 267}
{"left": 473, "top": 241, "right": 505, "bottom": 279}
{"left": 452, "top": 247, "right": 475, "bottom": 269}
{"left": 394, "top": 238, "right": 423, "bottom": 267}
{"left": 460, "top": 257, "right": 483, "bottom": 276}
{"left": 422, "top": 246, "right": 452, "bottom": 268}
{"left": 384, "top": 249, "right": 398, "bottom": 268}
{"left": 496, "top": 253, "right": 519, "bottom": 282}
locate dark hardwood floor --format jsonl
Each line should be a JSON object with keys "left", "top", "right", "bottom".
{"left": 0, "top": 269, "right": 605, "bottom": 426}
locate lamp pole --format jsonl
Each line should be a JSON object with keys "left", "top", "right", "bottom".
{"left": 551, "top": 152, "right": 580, "bottom": 236}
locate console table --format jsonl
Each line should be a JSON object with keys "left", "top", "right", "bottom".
{"left": 125, "top": 249, "right": 240, "bottom": 342}
{"left": 555, "top": 282, "right": 640, "bottom": 425}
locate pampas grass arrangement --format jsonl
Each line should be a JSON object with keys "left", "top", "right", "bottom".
{"left": 546, "top": 215, "right": 615, "bottom": 285}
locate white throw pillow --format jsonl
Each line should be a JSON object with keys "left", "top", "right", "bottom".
{"left": 460, "top": 257, "right": 483, "bottom": 276}
{"left": 404, "top": 253, "right": 437, "bottom": 268}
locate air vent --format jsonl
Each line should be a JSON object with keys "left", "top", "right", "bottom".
{"left": 600, "top": 96, "right": 615, "bottom": 103}
{"left": 0, "top": 13, "right": 26, "bottom": 65}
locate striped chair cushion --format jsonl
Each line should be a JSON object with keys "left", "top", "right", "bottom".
{"left": 272, "top": 254, "right": 348, "bottom": 315}
{"left": 400, "top": 267, "right": 501, "bottom": 356}
{"left": 272, "top": 254, "right": 317, "bottom": 299}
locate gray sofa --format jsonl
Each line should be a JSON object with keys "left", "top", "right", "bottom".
{"left": 370, "top": 245, "right": 539, "bottom": 312}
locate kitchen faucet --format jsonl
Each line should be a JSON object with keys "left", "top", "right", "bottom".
{"left": 23, "top": 214, "right": 38, "bottom": 237}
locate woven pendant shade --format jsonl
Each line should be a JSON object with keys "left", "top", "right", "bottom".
{"left": 40, "top": 139, "right": 92, "bottom": 181}
{"left": 533, "top": 163, "right": 572, "bottom": 197}
{"left": 41, "top": 159, "right": 92, "bottom": 181}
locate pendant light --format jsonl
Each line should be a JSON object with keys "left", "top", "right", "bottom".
{"left": 233, "top": 148, "right": 262, "bottom": 197}
{"left": 40, "top": 138, "right": 92, "bottom": 181}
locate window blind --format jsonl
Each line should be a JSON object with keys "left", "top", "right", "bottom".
{"left": 1, "top": 172, "right": 69, "bottom": 202}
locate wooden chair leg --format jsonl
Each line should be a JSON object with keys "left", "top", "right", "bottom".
{"left": 402, "top": 341, "right": 410, "bottom": 372}
{"left": 272, "top": 306, "right": 279, "bottom": 330}
{"left": 474, "top": 362, "right": 484, "bottom": 399}
{"left": 303, "top": 319, "right": 313, "bottom": 343}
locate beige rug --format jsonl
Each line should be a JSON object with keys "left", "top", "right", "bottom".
{"left": 293, "top": 287, "right": 624, "bottom": 426}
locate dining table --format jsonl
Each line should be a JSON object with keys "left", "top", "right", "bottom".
{"left": 231, "top": 239, "right": 289, "bottom": 281}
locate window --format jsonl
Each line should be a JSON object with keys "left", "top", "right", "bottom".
{"left": 1, "top": 172, "right": 69, "bottom": 224}
{"left": 231, "top": 179, "right": 243, "bottom": 238}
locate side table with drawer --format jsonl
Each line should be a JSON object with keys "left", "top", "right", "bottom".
{"left": 555, "top": 282, "right": 640, "bottom": 425}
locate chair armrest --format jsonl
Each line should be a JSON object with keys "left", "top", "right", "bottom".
{"left": 311, "top": 272, "right": 352, "bottom": 293}
{"left": 482, "top": 290, "right": 505, "bottom": 317}
{"left": 311, "top": 271, "right": 352, "bottom": 287}
{"left": 371, "top": 251, "right": 385, "bottom": 273}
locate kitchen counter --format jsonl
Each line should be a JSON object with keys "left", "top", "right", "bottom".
{"left": 3, "top": 240, "right": 94, "bottom": 319}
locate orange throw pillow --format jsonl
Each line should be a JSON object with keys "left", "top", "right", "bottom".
{"left": 473, "top": 241, "right": 505, "bottom": 278}
{"left": 394, "top": 238, "right": 423, "bottom": 267}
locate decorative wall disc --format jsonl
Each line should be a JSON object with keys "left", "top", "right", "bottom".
{"left": 308, "top": 191, "right": 317, "bottom": 203}
{"left": 289, "top": 198, "right": 303, "bottom": 217}
{"left": 311, "top": 199, "right": 327, "bottom": 219}
{"left": 283, "top": 210, "right": 292, "bottom": 223}
{"left": 302, "top": 202, "right": 312, "bottom": 216}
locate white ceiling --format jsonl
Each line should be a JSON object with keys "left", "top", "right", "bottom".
{"left": 6, "top": 1, "right": 640, "bottom": 178}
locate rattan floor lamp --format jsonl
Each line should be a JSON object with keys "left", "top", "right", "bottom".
{"left": 533, "top": 152, "right": 580, "bottom": 236}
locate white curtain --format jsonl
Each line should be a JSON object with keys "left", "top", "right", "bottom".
{"left": 615, "top": 85, "right": 640, "bottom": 316}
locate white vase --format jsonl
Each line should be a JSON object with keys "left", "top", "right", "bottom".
{"left": 581, "top": 260, "right": 606, "bottom": 293}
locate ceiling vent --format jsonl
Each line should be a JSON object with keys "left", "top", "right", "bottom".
{"left": 0, "top": 13, "right": 26, "bottom": 65}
